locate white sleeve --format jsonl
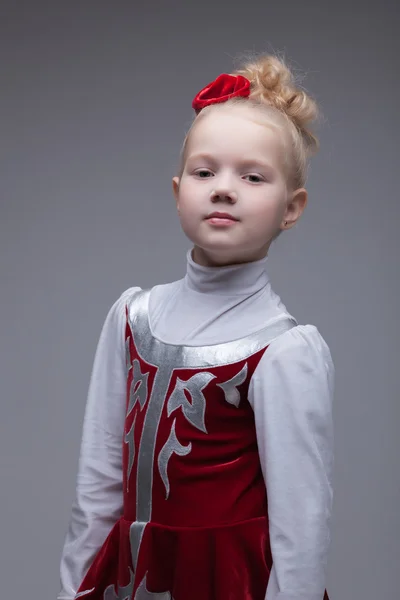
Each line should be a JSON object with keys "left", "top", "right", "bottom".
{"left": 248, "top": 325, "right": 334, "bottom": 600}
{"left": 57, "top": 287, "right": 141, "bottom": 600}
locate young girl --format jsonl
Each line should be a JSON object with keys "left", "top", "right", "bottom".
{"left": 58, "top": 54, "right": 334, "bottom": 600}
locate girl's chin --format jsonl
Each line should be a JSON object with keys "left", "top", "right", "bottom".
{"left": 191, "top": 244, "right": 247, "bottom": 266}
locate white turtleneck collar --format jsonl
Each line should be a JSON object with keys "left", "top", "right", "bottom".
{"left": 149, "top": 247, "right": 289, "bottom": 345}
{"left": 183, "top": 248, "right": 270, "bottom": 296}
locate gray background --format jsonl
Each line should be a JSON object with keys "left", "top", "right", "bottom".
{"left": 1, "top": 1, "right": 398, "bottom": 598}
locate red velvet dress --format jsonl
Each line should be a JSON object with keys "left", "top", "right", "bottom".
{"left": 75, "top": 290, "right": 330, "bottom": 600}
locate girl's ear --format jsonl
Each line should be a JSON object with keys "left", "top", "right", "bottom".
{"left": 281, "top": 188, "right": 308, "bottom": 230}
{"left": 172, "top": 177, "right": 180, "bottom": 206}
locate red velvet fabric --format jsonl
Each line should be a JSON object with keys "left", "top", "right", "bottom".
{"left": 79, "top": 516, "right": 272, "bottom": 599}
{"left": 192, "top": 73, "right": 251, "bottom": 113}
{"left": 76, "top": 316, "right": 330, "bottom": 599}
{"left": 77, "top": 517, "right": 330, "bottom": 599}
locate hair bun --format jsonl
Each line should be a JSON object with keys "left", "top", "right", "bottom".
{"left": 234, "top": 54, "right": 320, "bottom": 154}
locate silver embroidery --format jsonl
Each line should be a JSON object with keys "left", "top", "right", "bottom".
{"left": 103, "top": 568, "right": 134, "bottom": 600}
{"left": 125, "top": 411, "right": 137, "bottom": 491}
{"left": 135, "top": 572, "right": 173, "bottom": 600}
{"left": 128, "top": 290, "right": 297, "bottom": 370}
{"left": 167, "top": 372, "right": 215, "bottom": 433}
{"left": 216, "top": 362, "right": 248, "bottom": 407}
{"left": 75, "top": 590, "right": 95, "bottom": 599}
{"left": 130, "top": 521, "right": 146, "bottom": 572}
{"left": 158, "top": 418, "right": 192, "bottom": 499}
{"left": 128, "top": 358, "right": 149, "bottom": 416}
{"left": 126, "top": 336, "right": 132, "bottom": 378}
{"left": 135, "top": 365, "right": 172, "bottom": 523}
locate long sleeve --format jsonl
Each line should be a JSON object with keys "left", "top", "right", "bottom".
{"left": 57, "top": 287, "right": 140, "bottom": 600}
{"left": 248, "top": 325, "right": 334, "bottom": 600}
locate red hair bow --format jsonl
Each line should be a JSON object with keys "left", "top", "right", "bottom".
{"left": 192, "top": 73, "right": 251, "bottom": 113}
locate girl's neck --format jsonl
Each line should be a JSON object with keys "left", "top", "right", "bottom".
{"left": 192, "top": 244, "right": 270, "bottom": 268}
{"left": 184, "top": 247, "right": 270, "bottom": 296}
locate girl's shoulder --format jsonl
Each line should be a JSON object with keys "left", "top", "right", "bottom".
{"left": 114, "top": 286, "right": 143, "bottom": 309}
{"left": 249, "top": 323, "right": 335, "bottom": 408}
{"left": 262, "top": 322, "right": 334, "bottom": 372}
{"left": 117, "top": 286, "right": 143, "bottom": 307}
{"left": 268, "top": 324, "right": 332, "bottom": 362}
{"left": 102, "top": 286, "right": 143, "bottom": 330}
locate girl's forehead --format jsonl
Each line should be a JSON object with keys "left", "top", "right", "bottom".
{"left": 186, "top": 107, "right": 284, "bottom": 161}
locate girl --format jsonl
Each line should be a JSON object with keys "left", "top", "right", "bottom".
{"left": 58, "top": 54, "right": 334, "bottom": 600}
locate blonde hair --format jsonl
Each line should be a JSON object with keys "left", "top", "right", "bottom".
{"left": 178, "top": 53, "right": 321, "bottom": 191}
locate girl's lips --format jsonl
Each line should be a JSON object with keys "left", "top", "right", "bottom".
{"left": 206, "top": 217, "right": 238, "bottom": 226}
{"left": 206, "top": 212, "right": 239, "bottom": 220}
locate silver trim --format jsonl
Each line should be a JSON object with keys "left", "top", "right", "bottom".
{"left": 216, "top": 361, "right": 248, "bottom": 407}
{"left": 127, "top": 289, "right": 297, "bottom": 369}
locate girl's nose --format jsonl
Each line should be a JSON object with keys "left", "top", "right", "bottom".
{"left": 210, "top": 187, "right": 238, "bottom": 203}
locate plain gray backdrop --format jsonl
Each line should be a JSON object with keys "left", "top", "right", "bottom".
{"left": 1, "top": 1, "right": 398, "bottom": 598}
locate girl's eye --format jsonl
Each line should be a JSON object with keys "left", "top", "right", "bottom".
{"left": 195, "top": 169, "right": 213, "bottom": 178}
{"left": 245, "top": 174, "right": 263, "bottom": 183}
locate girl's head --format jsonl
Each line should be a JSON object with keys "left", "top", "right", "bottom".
{"left": 172, "top": 54, "right": 320, "bottom": 267}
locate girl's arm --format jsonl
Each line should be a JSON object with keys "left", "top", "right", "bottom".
{"left": 57, "top": 287, "right": 140, "bottom": 600}
{"left": 249, "top": 324, "right": 334, "bottom": 600}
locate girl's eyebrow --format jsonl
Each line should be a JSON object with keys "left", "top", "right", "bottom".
{"left": 186, "top": 152, "right": 216, "bottom": 164}
{"left": 240, "top": 159, "right": 276, "bottom": 173}
{"left": 187, "top": 153, "right": 275, "bottom": 172}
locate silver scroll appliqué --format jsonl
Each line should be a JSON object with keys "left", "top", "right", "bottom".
{"left": 75, "top": 589, "right": 95, "bottom": 598}
{"left": 215, "top": 362, "right": 248, "bottom": 408}
{"left": 128, "top": 358, "right": 149, "bottom": 415}
{"left": 102, "top": 568, "right": 175, "bottom": 600}
{"left": 125, "top": 412, "right": 137, "bottom": 492}
{"left": 157, "top": 366, "right": 246, "bottom": 499}
{"left": 167, "top": 371, "right": 216, "bottom": 433}
{"left": 103, "top": 568, "right": 134, "bottom": 600}
{"left": 134, "top": 572, "right": 174, "bottom": 600}
{"left": 158, "top": 418, "right": 192, "bottom": 499}
{"left": 125, "top": 354, "right": 150, "bottom": 492}
{"left": 126, "top": 336, "right": 132, "bottom": 378}
{"left": 156, "top": 371, "right": 214, "bottom": 498}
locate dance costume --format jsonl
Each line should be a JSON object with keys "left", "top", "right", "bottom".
{"left": 58, "top": 249, "right": 333, "bottom": 600}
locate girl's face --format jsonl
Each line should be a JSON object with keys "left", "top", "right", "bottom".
{"left": 173, "top": 105, "right": 307, "bottom": 267}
